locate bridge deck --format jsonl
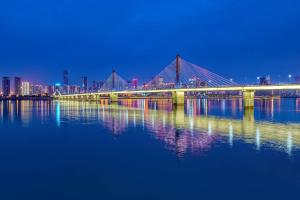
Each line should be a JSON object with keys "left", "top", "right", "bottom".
{"left": 57, "top": 84, "right": 300, "bottom": 97}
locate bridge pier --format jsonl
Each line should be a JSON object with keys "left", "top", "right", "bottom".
{"left": 172, "top": 91, "right": 185, "bottom": 105}
{"left": 110, "top": 93, "right": 118, "bottom": 102}
{"left": 243, "top": 90, "right": 255, "bottom": 108}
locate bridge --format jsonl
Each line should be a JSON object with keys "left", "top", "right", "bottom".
{"left": 55, "top": 55, "right": 300, "bottom": 109}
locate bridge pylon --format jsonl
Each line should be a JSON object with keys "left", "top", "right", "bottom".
{"left": 175, "top": 54, "right": 181, "bottom": 87}
{"left": 112, "top": 69, "right": 116, "bottom": 90}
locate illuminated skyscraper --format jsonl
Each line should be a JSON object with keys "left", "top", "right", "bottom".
{"left": 14, "top": 77, "right": 21, "bottom": 96}
{"left": 31, "top": 85, "right": 43, "bottom": 95}
{"left": 63, "top": 70, "right": 69, "bottom": 85}
{"left": 47, "top": 85, "right": 54, "bottom": 96}
{"left": 82, "top": 76, "right": 88, "bottom": 92}
{"left": 2, "top": 77, "right": 10, "bottom": 97}
{"left": 22, "top": 81, "right": 30, "bottom": 96}
{"left": 132, "top": 78, "right": 138, "bottom": 89}
{"left": 21, "top": 82, "right": 30, "bottom": 96}
{"left": 92, "top": 81, "right": 98, "bottom": 92}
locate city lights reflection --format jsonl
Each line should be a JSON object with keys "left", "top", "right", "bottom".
{"left": 1, "top": 98, "right": 300, "bottom": 157}
{"left": 55, "top": 101, "right": 61, "bottom": 127}
{"left": 229, "top": 123, "right": 233, "bottom": 147}
{"left": 54, "top": 99, "right": 300, "bottom": 156}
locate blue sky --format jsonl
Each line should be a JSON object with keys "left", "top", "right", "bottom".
{"left": 0, "top": 0, "right": 300, "bottom": 85}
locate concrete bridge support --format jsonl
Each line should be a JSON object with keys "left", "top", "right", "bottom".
{"left": 110, "top": 93, "right": 118, "bottom": 102}
{"left": 172, "top": 91, "right": 185, "bottom": 105}
{"left": 243, "top": 90, "right": 255, "bottom": 108}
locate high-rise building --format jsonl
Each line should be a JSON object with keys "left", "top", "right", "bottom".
{"left": 99, "top": 80, "right": 104, "bottom": 88}
{"left": 70, "top": 85, "right": 76, "bottom": 94}
{"left": 63, "top": 70, "right": 69, "bottom": 94}
{"left": 14, "top": 77, "right": 21, "bottom": 96}
{"left": 47, "top": 85, "right": 54, "bottom": 96}
{"left": 21, "top": 82, "right": 30, "bottom": 96}
{"left": 259, "top": 75, "right": 271, "bottom": 85}
{"left": 63, "top": 70, "right": 69, "bottom": 85}
{"left": 82, "top": 76, "right": 88, "bottom": 92}
{"left": 31, "top": 85, "right": 43, "bottom": 95}
{"left": 2, "top": 77, "right": 10, "bottom": 97}
{"left": 92, "top": 80, "right": 103, "bottom": 92}
{"left": 92, "top": 81, "right": 98, "bottom": 91}
{"left": 132, "top": 78, "right": 138, "bottom": 89}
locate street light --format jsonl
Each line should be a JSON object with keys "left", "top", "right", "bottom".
{"left": 288, "top": 74, "right": 292, "bottom": 84}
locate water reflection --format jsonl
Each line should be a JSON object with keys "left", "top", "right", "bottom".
{"left": 1, "top": 98, "right": 300, "bottom": 157}
{"left": 55, "top": 101, "right": 61, "bottom": 127}
{"left": 0, "top": 100, "right": 51, "bottom": 126}
{"left": 56, "top": 99, "right": 300, "bottom": 157}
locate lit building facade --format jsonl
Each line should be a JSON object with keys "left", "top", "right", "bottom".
{"left": 82, "top": 76, "right": 88, "bottom": 93}
{"left": 2, "top": 77, "right": 10, "bottom": 97}
{"left": 21, "top": 81, "right": 30, "bottom": 96}
{"left": 63, "top": 70, "right": 69, "bottom": 85}
{"left": 14, "top": 77, "right": 21, "bottom": 96}
{"left": 132, "top": 78, "right": 138, "bottom": 89}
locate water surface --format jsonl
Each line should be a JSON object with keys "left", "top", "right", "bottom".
{"left": 0, "top": 98, "right": 300, "bottom": 200}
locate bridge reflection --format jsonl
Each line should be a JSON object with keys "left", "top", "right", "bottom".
{"left": 54, "top": 99, "right": 300, "bottom": 156}
{"left": 0, "top": 99, "right": 299, "bottom": 157}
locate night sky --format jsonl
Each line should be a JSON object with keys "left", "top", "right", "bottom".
{"left": 0, "top": 0, "right": 300, "bottom": 85}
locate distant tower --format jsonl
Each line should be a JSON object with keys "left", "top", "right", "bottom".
{"left": 82, "top": 76, "right": 88, "bottom": 92}
{"left": 14, "top": 77, "right": 21, "bottom": 96}
{"left": 2, "top": 77, "right": 10, "bottom": 97}
{"left": 63, "top": 70, "right": 69, "bottom": 85}
{"left": 175, "top": 54, "right": 181, "bottom": 86}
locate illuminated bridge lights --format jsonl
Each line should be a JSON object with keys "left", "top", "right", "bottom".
{"left": 55, "top": 84, "right": 300, "bottom": 109}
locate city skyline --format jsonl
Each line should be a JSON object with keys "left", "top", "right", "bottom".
{"left": 0, "top": 58, "right": 299, "bottom": 90}
{"left": 0, "top": 55, "right": 299, "bottom": 86}
{"left": 1, "top": 58, "right": 300, "bottom": 99}
{"left": 1, "top": 0, "right": 300, "bottom": 84}
{"left": 1, "top": 60, "right": 300, "bottom": 96}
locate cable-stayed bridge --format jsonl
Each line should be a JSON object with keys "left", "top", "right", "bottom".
{"left": 55, "top": 55, "right": 300, "bottom": 109}
{"left": 100, "top": 70, "right": 128, "bottom": 91}
{"left": 147, "top": 55, "right": 237, "bottom": 88}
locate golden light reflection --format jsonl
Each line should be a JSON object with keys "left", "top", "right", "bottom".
{"left": 0, "top": 100, "right": 51, "bottom": 126}
{"left": 1, "top": 99, "right": 300, "bottom": 157}
{"left": 53, "top": 99, "right": 300, "bottom": 156}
